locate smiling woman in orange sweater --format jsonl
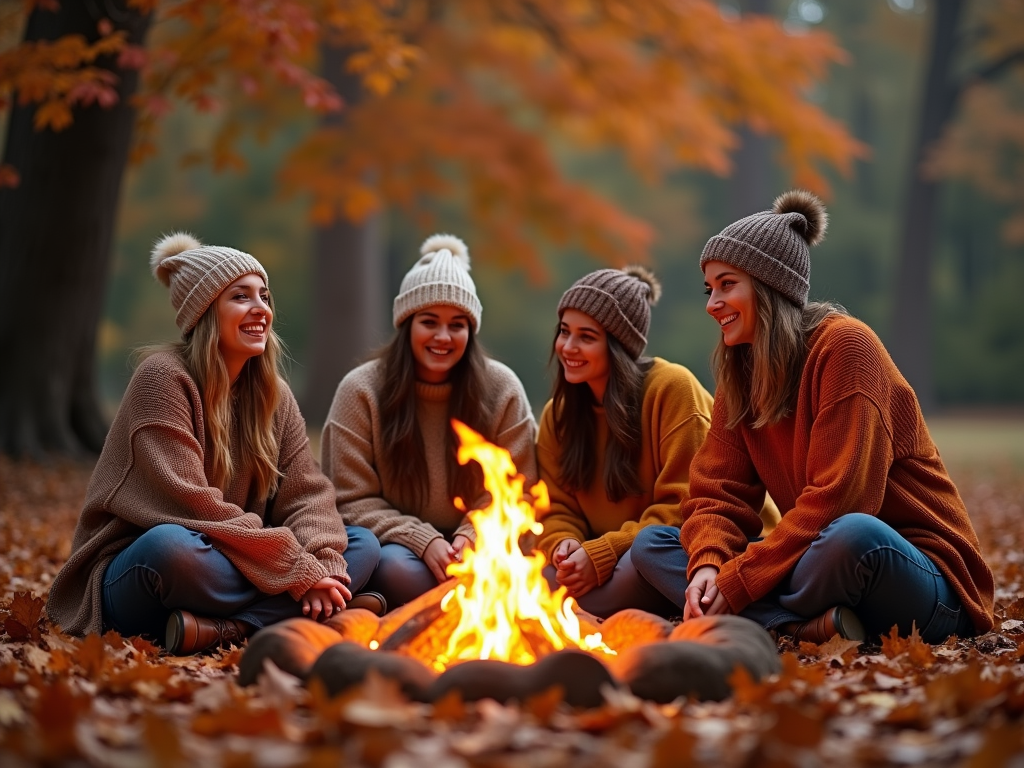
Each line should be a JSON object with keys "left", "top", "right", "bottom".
{"left": 632, "top": 191, "right": 994, "bottom": 643}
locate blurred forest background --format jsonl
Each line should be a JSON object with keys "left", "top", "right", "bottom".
{"left": 2, "top": 0, "right": 1023, "bottom": 452}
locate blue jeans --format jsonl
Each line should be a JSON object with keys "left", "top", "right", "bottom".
{"left": 542, "top": 548, "right": 678, "bottom": 619}
{"left": 632, "top": 514, "right": 976, "bottom": 642}
{"left": 366, "top": 543, "right": 440, "bottom": 609}
{"left": 101, "top": 523, "right": 380, "bottom": 641}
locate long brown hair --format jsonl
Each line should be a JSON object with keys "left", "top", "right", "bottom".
{"left": 550, "top": 332, "right": 653, "bottom": 502}
{"left": 713, "top": 279, "right": 846, "bottom": 429}
{"left": 376, "top": 318, "right": 496, "bottom": 511}
{"left": 138, "top": 298, "right": 284, "bottom": 500}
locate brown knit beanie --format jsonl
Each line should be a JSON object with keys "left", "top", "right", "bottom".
{"left": 393, "top": 233, "right": 483, "bottom": 331}
{"left": 150, "top": 232, "right": 269, "bottom": 336}
{"left": 557, "top": 266, "right": 662, "bottom": 360}
{"left": 699, "top": 189, "right": 828, "bottom": 307}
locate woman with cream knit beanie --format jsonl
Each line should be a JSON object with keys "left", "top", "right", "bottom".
{"left": 320, "top": 233, "right": 538, "bottom": 610}
{"left": 46, "top": 233, "right": 381, "bottom": 654}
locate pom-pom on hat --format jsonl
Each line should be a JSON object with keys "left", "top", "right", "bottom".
{"left": 393, "top": 233, "right": 483, "bottom": 331}
{"left": 150, "top": 232, "right": 269, "bottom": 335}
{"left": 557, "top": 265, "right": 662, "bottom": 360}
{"left": 699, "top": 189, "right": 828, "bottom": 307}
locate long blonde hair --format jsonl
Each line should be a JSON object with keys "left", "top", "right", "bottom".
{"left": 713, "top": 279, "right": 845, "bottom": 429}
{"left": 139, "top": 302, "right": 284, "bottom": 500}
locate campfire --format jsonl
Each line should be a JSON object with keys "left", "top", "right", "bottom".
{"left": 374, "top": 420, "right": 614, "bottom": 672}
{"left": 240, "top": 423, "right": 782, "bottom": 708}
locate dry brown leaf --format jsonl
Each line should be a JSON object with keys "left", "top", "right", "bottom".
{"left": 650, "top": 723, "right": 697, "bottom": 768}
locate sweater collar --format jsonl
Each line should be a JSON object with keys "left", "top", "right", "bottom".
{"left": 416, "top": 379, "right": 452, "bottom": 402}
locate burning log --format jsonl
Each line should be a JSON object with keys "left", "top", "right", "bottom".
{"left": 238, "top": 609, "right": 380, "bottom": 685}
{"left": 610, "top": 614, "right": 782, "bottom": 703}
{"left": 426, "top": 648, "right": 615, "bottom": 708}
{"left": 310, "top": 642, "right": 437, "bottom": 701}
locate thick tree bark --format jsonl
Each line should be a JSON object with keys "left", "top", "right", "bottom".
{"left": 300, "top": 44, "right": 386, "bottom": 428}
{"left": 0, "top": 1, "right": 152, "bottom": 458}
{"left": 889, "top": 0, "right": 963, "bottom": 413}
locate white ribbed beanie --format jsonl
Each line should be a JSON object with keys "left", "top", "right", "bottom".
{"left": 392, "top": 233, "right": 482, "bottom": 331}
{"left": 150, "top": 232, "right": 269, "bottom": 335}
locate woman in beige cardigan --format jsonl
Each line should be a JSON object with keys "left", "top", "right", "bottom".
{"left": 321, "top": 234, "right": 537, "bottom": 611}
{"left": 46, "top": 234, "right": 379, "bottom": 654}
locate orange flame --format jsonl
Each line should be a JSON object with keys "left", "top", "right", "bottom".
{"left": 433, "top": 420, "right": 614, "bottom": 671}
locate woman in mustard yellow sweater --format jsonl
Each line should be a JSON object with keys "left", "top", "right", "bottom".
{"left": 633, "top": 191, "right": 994, "bottom": 643}
{"left": 535, "top": 267, "right": 777, "bottom": 619}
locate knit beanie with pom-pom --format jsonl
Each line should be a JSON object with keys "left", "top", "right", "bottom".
{"left": 557, "top": 265, "right": 662, "bottom": 360}
{"left": 150, "top": 232, "right": 269, "bottom": 335}
{"left": 699, "top": 189, "right": 828, "bottom": 308}
{"left": 393, "top": 233, "right": 483, "bottom": 331}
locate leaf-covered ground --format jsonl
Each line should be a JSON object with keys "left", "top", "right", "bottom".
{"left": 1, "top": 455, "right": 1022, "bottom": 767}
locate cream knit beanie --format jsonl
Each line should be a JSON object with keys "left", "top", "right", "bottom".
{"left": 150, "top": 232, "right": 269, "bottom": 335}
{"left": 392, "top": 234, "right": 482, "bottom": 331}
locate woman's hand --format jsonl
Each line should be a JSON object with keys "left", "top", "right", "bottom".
{"left": 450, "top": 534, "right": 472, "bottom": 563}
{"left": 423, "top": 538, "right": 458, "bottom": 583}
{"left": 301, "top": 576, "right": 352, "bottom": 621}
{"left": 555, "top": 546, "right": 599, "bottom": 598}
{"left": 684, "top": 565, "right": 728, "bottom": 620}
{"left": 552, "top": 538, "right": 581, "bottom": 567}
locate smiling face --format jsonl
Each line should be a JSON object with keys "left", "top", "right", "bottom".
{"left": 704, "top": 260, "right": 757, "bottom": 346}
{"left": 215, "top": 274, "right": 272, "bottom": 381}
{"left": 555, "top": 308, "right": 611, "bottom": 402}
{"left": 409, "top": 305, "right": 472, "bottom": 383}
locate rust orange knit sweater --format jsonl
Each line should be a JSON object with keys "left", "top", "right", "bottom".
{"left": 680, "top": 315, "right": 994, "bottom": 634}
{"left": 47, "top": 352, "right": 350, "bottom": 636}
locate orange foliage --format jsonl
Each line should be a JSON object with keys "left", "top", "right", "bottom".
{"left": 2, "top": 0, "right": 864, "bottom": 272}
{"left": 928, "top": 76, "right": 1024, "bottom": 243}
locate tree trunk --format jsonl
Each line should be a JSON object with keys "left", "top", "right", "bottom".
{"left": 0, "top": 1, "right": 152, "bottom": 458}
{"left": 889, "top": 0, "right": 963, "bottom": 413}
{"left": 299, "top": 45, "right": 386, "bottom": 429}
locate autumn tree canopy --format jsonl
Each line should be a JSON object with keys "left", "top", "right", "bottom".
{"left": 0, "top": 0, "right": 864, "bottom": 457}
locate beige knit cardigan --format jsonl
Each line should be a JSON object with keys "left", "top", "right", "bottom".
{"left": 321, "top": 358, "right": 538, "bottom": 556}
{"left": 47, "top": 352, "right": 350, "bottom": 636}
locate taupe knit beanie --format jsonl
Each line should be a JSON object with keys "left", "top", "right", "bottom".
{"left": 393, "top": 234, "right": 482, "bottom": 331}
{"left": 150, "top": 232, "right": 269, "bottom": 335}
{"left": 557, "top": 266, "right": 662, "bottom": 360}
{"left": 700, "top": 189, "right": 828, "bottom": 307}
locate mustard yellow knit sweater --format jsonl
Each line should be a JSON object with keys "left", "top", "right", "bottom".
{"left": 536, "top": 358, "right": 779, "bottom": 585}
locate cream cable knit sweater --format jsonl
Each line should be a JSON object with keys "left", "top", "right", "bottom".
{"left": 47, "top": 352, "right": 350, "bottom": 636}
{"left": 321, "top": 358, "right": 538, "bottom": 556}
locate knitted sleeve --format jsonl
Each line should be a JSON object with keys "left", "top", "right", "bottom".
{"left": 714, "top": 393, "right": 893, "bottom": 612}
{"left": 582, "top": 411, "right": 710, "bottom": 585}
{"left": 581, "top": 364, "right": 714, "bottom": 585}
{"left": 680, "top": 401, "right": 782, "bottom": 578}
{"left": 455, "top": 361, "right": 539, "bottom": 542}
{"left": 114, "top": 423, "right": 330, "bottom": 601}
{"left": 534, "top": 400, "right": 591, "bottom": 560}
{"left": 321, "top": 364, "right": 444, "bottom": 557}
{"left": 266, "top": 387, "right": 350, "bottom": 583}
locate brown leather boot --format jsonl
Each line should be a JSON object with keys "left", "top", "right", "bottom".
{"left": 346, "top": 591, "right": 387, "bottom": 616}
{"left": 784, "top": 606, "right": 865, "bottom": 645}
{"left": 165, "top": 610, "right": 250, "bottom": 655}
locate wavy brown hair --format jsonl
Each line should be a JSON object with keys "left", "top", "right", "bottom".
{"left": 713, "top": 279, "right": 846, "bottom": 429}
{"left": 376, "top": 318, "right": 496, "bottom": 513}
{"left": 550, "top": 332, "right": 653, "bottom": 502}
{"left": 138, "top": 298, "right": 284, "bottom": 500}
